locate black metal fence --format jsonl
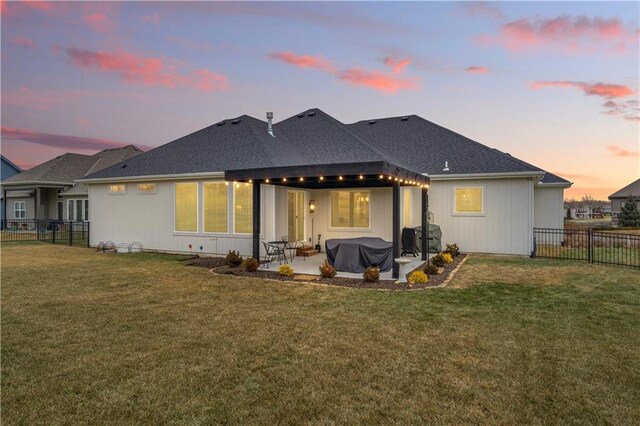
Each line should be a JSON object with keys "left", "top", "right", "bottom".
{"left": 1, "top": 219, "right": 90, "bottom": 247}
{"left": 532, "top": 227, "right": 640, "bottom": 269}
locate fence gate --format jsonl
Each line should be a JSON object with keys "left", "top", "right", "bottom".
{"left": 532, "top": 227, "right": 640, "bottom": 269}
{"left": 1, "top": 219, "right": 90, "bottom": 247}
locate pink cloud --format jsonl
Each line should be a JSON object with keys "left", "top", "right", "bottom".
{"left": 1, "top": 126, "right": 152, "bottom": 152}
{"left": 465, "top": 66, "right": 489, "bottom": 74}
{"left": 23, "top": 1, "right": 55, "bottom": 12}
{"left": 65, "top": 47, "right": 228, "bottom": 93}
{"left": 268, "top": 51, "right": 335, "bottom": 73}
{"left": 77, "top": 117, "right": 91, "bottom": 127}
{"left": 608, "top": 145, "right": 640, "bottom": 157}
{"left": 337, "top": 67, "right": 418, "bottom": 93}
{"left": 82, "top": 11, "right": 116, "bottom": 33}
{"left": 601, "top": 100, "right": 640, "bottom": 122}
{"left": 530, "top": 81, "right": 634, "bottom": 99}
{"left": 268, "top": 51, "right": 419, "bottom": 94}
{"left": 11, "top": 37, "right": 35, "bottom": 48}
{"left": 382, "top": 57, "right": 411, "bottom": 74}
{"left": 142, "top": 13, "right": 160, "bottom": 25}
{"left": 477, "top": 15, "right": 637, "bottom": 54}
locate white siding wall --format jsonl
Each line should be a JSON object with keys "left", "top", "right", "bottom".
{"left": 274, "top": 186, "right": 393, "bottom": 246}
{"left": 89, "top": 177, "right": 536, "bottom": 257}
{"left": 534, "top": 186, "right": 564, "bottom": 229}
{"left": 89, "top": 181, "right": 274, "bottom": 257}
{"left": 427, "top": 178, "right": 535, "bottom": 255}
{"left": 311, "top": 187, "right": 393, "bottom": 243}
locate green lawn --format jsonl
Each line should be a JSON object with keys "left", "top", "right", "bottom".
{"left": 2, "top": 244, "right": 639, "bottom": 424}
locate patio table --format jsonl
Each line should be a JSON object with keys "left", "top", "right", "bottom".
{"left": 325, "top": 237, "right": 393, "bottom": 273}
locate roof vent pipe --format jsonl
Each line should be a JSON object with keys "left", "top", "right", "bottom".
{"left": 443, "top": 161, "right": 450, "bottom": 172}
{"left": 266, "top": 112, "right": 274, "bottom": 137}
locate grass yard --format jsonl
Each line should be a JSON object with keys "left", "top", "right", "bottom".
{"left": 2, "top": 244, "right": 639, "bottom": 424}
{"left": 535, "top": 244, "right": 640, "bottom": 267}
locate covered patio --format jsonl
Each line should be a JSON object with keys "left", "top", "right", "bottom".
{"left": 257, "top": 249, "right": 430, "bottom": 280}
{"left": 225, "top": 160, "right": 431, "bottom": 279}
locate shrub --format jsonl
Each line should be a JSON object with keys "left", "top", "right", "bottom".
{"left": 278, "top": 264, "right": 294, "bottom": 277}
{"left": 619, "top": 195, "right": 640, "bottom": 227}
{"left": 319, "top": 261, "right": 337, "bottom": 278}
{"left": 431, "top": 253, "right": 446, "bottom": 267}
{"left": 408, "top": 270, "right": 428, "bottom": 284}
{"left": 243, "top": 257, "right": 259, "bottom": 272}
{"left": 442, "top": 253, "right": 454, "bottom": 264}
{"left": 444, "top": 243, "right": 460, "bottom": 257}
{"left": 225, "top": 250, "right": 243, "bottom": 267}
{"left": 424, "top": 263, "right": 439, "bottom": 276}
{"left": 363, "top": 266, "right": 380, "bottom": 283}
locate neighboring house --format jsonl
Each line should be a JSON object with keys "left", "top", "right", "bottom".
{"left": 1, "top": 146, "right": 142, "bottom": 224}
{"left": 79, "top": 109, "right": 571, "bottom": 265}
{"left": 609, "top": 179, "right": 640, "bottom": 225}
{"left": 0, "top": 155, "right": 23, "bottom": 223}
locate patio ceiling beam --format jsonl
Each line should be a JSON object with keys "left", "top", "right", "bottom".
{"left": 225, "top": 161, "right": 430, "bottom": 189}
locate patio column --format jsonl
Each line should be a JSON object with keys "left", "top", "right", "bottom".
{"left": 392, "top": 182, "right": 400, "bottom": 278}
{"left": 252, "top": 183, "right": 261, "bottom": 260}
{"left": 421, "top": 188, "right": 428, "bottom": 261}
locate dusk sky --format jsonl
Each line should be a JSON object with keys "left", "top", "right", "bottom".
{"left": 1, "top": 1, "right": 638, "bottom": 200}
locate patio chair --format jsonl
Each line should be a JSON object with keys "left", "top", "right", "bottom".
{"left": 401, "top": 227, "right": 419, "bottom": 257}
{"left": 262, "top": 241, "right": 286, "bottom": 268}
{"left": 281, "top": 236, "right": 303, "bottom": 262}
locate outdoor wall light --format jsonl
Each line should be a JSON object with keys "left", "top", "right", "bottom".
{"left": 309, "top": 200, "right": 315, "bottom": 213}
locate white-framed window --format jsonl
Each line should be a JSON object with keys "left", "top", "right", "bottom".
{"left": 330, "top": 190, "right": 370, "bottom": 228}
{"left": 14, "top": 201, "right": 26, "bottom": 219}
{"left": 108, "top": 184, "right": 126, "bottom": 194}
{"left": 204, "top": 181, "right": 228, "bottom": 233}
{"left": 233, "top": 183, "right": 253, "bottom": 234}
{"left": 137, "top": 183, "right": 157, "bottom": 194}
{"left": 453, "top": 186, "right": 484, "bottom": 215}
{"left": 67, "top": 199, "right": 89, "bottom": 221}
{"left": 175, "top": 182, "right": 198, "bottom": 232}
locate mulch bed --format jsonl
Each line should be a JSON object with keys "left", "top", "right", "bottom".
{"left": 185, "top": 254, "right": 467, "bottom": 290}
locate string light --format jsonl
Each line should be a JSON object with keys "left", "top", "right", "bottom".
{"left": 338, "top": 176, "right": 344, "bottom": 181}
{"left": 265, "top": 178, "right": 270, "bottom": 183}
{"left": 394, "top": 177, "right": 398, "bottom": 181}
{"left": 248, "top": 179, "right": 253, "bottom": 183}
{"left": 359, "top": 175, "right": 364, "bottom": 180}
{"left": 224, "top": 182, "right": 229, "bottom": 186}
{"left": 319, "top": 176, "right": 324, "bottom": 181}
{"left": 400, "top": 179, "right": 404, "bottom": 183}
{"left": 283, "top": 177, "right": 287, "bottom": 182}
{"left": 379, "top": 174, "right": 383, "bottom": 179}
{"left": 387, "top": 176, "right": 392, "bottom": 180}
{"left": 299, "top": 177, "right": 304, "bottom": 182}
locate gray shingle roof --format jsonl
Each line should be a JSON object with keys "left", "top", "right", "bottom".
{"left": 84, "top": 116, "right": 311, "bottom": 180}
{"left": 2, "top": 145, "right": 142, "bottom": 186}
{"left": 609, "top": 178, "right": 640, "bottom": 199}
{"left": 274, "top": 109, "right": 415, "bottom": 171}
{"left": 82, "top": 109, "right": 570, "bottom": 186}
{"left": 349, "top": 115, "right": 568, "bottom": 185}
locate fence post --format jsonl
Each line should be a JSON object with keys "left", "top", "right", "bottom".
{"left": 52, "top": 222, "right": 56, "bottom": 244}
{"left": 531, "top": 232, "right": 536, "bottom": 258}
{"left": 86, "top": 222, "right": 90, "bottom": 248}
{"left": 36, "top": 219, "right": 40, "bottom": 241}
{"left": 69, "top": 220, "right": 73, "bottom": 246}
{"left": 588, "top": 228, "right": 593, "bottom": 264}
